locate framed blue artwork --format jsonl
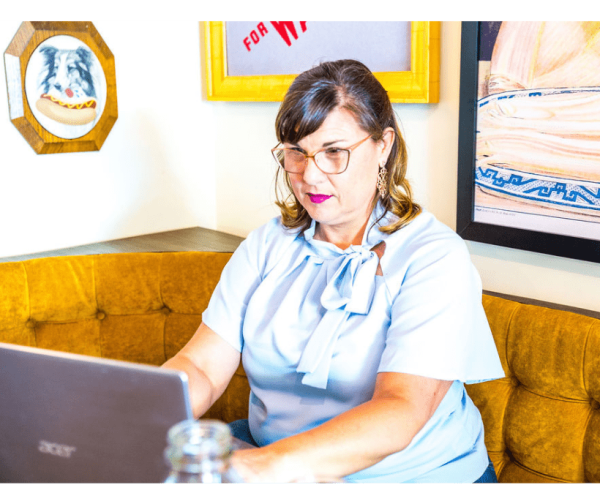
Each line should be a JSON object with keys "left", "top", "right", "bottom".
{"left": 457, "top": 21, "right": 600, "bottom": 263}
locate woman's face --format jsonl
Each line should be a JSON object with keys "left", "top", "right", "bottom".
{"left": 286, "top": 107, "right": 394, "bottom": 245}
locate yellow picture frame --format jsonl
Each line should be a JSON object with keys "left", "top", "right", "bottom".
{"left": 203, "top": 21, "right": 440, "bottom": 103}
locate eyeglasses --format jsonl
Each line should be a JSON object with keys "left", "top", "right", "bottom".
{"left": 271, "top": 135, "right": 373, "bottom": 175}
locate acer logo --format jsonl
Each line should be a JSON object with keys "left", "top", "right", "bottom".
{"left": 38, "top": 440, "right": 77, "bottom": 458}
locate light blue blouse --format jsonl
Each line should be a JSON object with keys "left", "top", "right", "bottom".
{"left": 202, "top": 203, "right": 505, "bottom": 482}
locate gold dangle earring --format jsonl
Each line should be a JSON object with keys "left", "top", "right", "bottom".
{"left": 377, "top": 162, "right": 388, "bottom": 199}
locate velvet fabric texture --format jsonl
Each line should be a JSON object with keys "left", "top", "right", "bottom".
{"left": 1, "top": 253, "right": 598, "bottom": 482}
{"left": 466, "top": 295, "right": 600, "bottom": 483}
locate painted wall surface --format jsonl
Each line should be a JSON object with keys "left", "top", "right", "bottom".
{"left": 0, "top": 20, "right": 217, "bottom": 258}
{"left": 1, "top": 20, "right": 600, "bottom": 312}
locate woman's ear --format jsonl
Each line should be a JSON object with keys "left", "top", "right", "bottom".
{"left": 379, "top": 127, "right": 395, "bottom": 165}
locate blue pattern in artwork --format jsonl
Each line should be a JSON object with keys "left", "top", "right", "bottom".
{"left": 475, "top": 166, "right": 600, "bottom": 212}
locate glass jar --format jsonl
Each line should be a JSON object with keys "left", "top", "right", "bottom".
{"left": 164, "top": 419, "right": 242, "bottom": 483}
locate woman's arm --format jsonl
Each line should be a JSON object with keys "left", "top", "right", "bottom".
{"left": 162, "top": 322, "right": 241, "bottom": 419}
{"left": 231, "top": 372, "right": 453, "bottom": 482}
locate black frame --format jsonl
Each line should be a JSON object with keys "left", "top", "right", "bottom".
{"left": 456, "top": 21, "right": 600, "bottom": 264}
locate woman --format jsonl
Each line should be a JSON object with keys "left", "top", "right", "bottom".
{"left": 162, "top": 59, "right": 504, "bottom": 483}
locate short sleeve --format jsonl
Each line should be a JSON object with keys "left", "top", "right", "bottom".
{"left": 201, "top": 236, "right": 262, "bottom": 353}
{"left": 378, "top": 235, "right": 504, "bottom": 383}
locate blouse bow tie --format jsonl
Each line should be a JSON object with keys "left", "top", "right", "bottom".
{"left": 320, "top": 248, "right": 380, "bottom": 314}
{"left": 297, "top": 248, "right": 381, "bottom": 389}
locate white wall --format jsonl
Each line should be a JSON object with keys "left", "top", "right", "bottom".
{"left": 2, "top": 20, "right": 600, "bottom": 312}
{"left": 0, "top": 20, "right": 217, "bottom": 258}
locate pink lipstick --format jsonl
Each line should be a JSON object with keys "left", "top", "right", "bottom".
{"left": 308, "top": 194, "right": 332, "bottom": 204}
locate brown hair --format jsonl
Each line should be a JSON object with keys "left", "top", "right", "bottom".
{"left": 274, "top": 59, "right": 421, "bottom": 234}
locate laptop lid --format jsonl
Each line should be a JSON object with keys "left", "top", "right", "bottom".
{"left": 0, "top": 342, "right": 193, "bottom": 483}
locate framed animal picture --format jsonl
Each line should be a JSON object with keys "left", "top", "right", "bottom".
{"left": 203, "top": 21, "right": 440, "bottom": 103}
{"left": 457, "top": 21, "right": 600, "bottom": 264}
{"left": 4, "top": 22, "right": 117, "bottom": 154}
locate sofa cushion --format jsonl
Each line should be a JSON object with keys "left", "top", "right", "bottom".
{"left": 466, "top": 294, "right": 600, "bottom": 483}
{"left": 0, "top": 252, "right": 233, "bottom": 364}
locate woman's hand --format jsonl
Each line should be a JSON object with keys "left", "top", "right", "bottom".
{"left": 230, "top": 446, "right": 315, "bottom": 483}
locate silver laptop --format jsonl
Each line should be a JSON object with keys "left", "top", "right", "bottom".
{"left": 0, "top": 342, "right": 193, "bottom": 483}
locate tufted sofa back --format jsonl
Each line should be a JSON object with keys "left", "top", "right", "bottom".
{"left": 466, "top": 294, "right": 600, "bottom": 483}
{"left": 0, "top": 252, "right": 250, "bottom": 421}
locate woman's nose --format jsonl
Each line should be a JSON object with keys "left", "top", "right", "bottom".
{"left": 302, "top": 157, "right": 325, "bottom": 184}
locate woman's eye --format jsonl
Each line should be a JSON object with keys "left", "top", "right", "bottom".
{"left": 325, "top": 148, "right": 342, "bottom": 154}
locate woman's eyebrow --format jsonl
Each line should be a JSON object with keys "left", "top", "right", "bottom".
{"left": 322, "top": 139, "right": 344, "bottom": 147}
{"left": 285, "top": 139, "right": 345, "bottom": 150}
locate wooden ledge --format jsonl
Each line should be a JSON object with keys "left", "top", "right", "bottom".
{"left": 0, "top": 227, "right": 244, "bottom": 263}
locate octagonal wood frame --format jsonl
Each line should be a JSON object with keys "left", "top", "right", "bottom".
{"left": 4, "top": 21, "right": 118, "bottom": 154}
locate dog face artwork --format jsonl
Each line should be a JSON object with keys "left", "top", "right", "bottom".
{"left": 39, "top": 45, "right": 98, "bottom": 106}
{"left": 25, "top": 35, "right": 107, "bottom": 140}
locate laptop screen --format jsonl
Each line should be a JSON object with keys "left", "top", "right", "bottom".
{"left": 0, "top": 342, "right": 193, "bottom": 483}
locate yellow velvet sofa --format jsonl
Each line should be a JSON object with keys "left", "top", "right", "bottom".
{"left": 1, "top": 251, "right": 599, "bottom": 483}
